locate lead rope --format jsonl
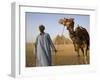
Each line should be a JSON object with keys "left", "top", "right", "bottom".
{"left": 55, "top": 26, "right": 65, "bottom": 65}
{"left": 61, "top": 26, "right": 65, "bottom": 36}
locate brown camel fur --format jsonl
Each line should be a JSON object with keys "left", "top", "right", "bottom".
{"left": 58, "top": 18, "right": 89, "bottom": 58}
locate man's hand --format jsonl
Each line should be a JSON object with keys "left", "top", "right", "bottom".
{"left": 54, "top": 49, "right": 57, "bottom": 53}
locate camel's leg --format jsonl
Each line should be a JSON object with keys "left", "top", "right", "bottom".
{"left": 76, "top": 49, "right": 81, "bottom": 64}
{"left": 74, "top": 43, "right": 80, "bottom": 56}
{"left": 73, "top": 42, "right": 77, "bottom": 51}
{"left": 81, "top": 47, "right": 84, "bottom": 56}
{"left": 86, "top": 45, "right": 89, "bottom": 57}
{"left": 76, "top": 46, "right": 80, "bottom": 57}
{"left": 85, "top": 48, "right": 88, "bottom": 57}
{"left": 85, "top": 45, "right": 89, "bottom": 63}
{"left": 75, "top": 44, "right": 80, "bottom": 57}
{"left": 83, "top": 45, "right": 88, "bottom": 64}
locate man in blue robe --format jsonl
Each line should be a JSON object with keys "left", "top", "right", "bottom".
{"left": 35, "top": 25, "right": 57, "bottom": 66}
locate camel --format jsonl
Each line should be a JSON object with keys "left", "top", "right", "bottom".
{"left": 58, "top": 18, "right": 89, "bottom": 63}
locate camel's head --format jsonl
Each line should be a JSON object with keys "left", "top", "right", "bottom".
{"left": 59, "top": 18, "right": 74, "bottom": 31}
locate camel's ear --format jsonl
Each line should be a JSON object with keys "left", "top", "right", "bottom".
{"left": 72, "top": 18, "right": 74, "bottom": 20}
{"left": 64, "top": 18, "right": 66, "bottom": 19}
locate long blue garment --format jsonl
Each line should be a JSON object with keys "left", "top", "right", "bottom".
{"left": 35, "top": 33, "right": 53, "bottom": 66}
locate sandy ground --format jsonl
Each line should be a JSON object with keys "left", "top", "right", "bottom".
{"left": 26, "top": 43, "right": 90, "bottom": 67}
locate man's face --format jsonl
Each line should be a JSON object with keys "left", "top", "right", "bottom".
{"left": 39, "top": 26, "right": 45, "bottom": 33}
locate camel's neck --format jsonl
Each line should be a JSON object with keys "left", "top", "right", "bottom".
{"left": 69, "top": 29, "right": 74, "bottom": 34}
{"left": 68, "top": 28, "right": 75, "bottom": 40}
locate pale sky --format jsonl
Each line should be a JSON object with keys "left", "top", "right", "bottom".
{"left": 25, "top": 12, "right": 90, "bottom": 43}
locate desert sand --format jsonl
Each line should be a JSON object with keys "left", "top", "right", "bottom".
{"left": 26, "top": 43, "right": 89, "bottom": 67}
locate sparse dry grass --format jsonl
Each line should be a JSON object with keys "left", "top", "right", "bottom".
{"left": 26, "top": 43, "right": 90, "bottom": 67}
